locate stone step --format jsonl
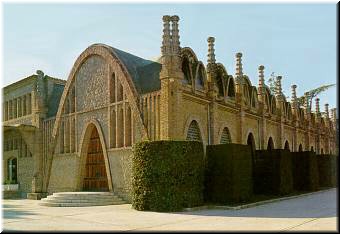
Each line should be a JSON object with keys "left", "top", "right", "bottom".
{"left": 44, "top": 195, "right": 121, "bottom": 200}
{"left": 52, "top": 192, "right": 114, "bottom": 196}
{"left": 39, "top": 201, "right": 126, "bottom": 207}
{"left": 39, "top": 192, "right": 127, "bottom": 207}
{"left": 41, "top": 198, "right": 124, "bottom": 203}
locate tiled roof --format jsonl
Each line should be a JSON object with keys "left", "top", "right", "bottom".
{"left": 108, "top": 46, "right": 161, "bottom": 94}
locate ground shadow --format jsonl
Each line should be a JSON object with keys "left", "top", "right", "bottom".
{"left": 172, "top": 188, "right": 337, "bottom": 219}
{"left": 2, "top": 200, "right": 37, "bottom": 220}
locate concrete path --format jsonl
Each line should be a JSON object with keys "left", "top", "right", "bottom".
{"left": 1, "top": 188, "right": 338, "bottom": 231}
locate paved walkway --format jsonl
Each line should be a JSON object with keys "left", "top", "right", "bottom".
{"left": 1, "top": 188, "right": 338, "bottom": 231}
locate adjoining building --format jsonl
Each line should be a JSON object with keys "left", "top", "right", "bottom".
{"left": 3, "top": 72, "right": 65, "bottom": 198}
{"left": 2, "top": 15, "right": 337, "bottom": 201}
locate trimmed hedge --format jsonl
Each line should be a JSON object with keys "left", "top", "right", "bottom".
{"left": 317, "top": 154, "right": 338, "bottom": 187}
{"left": 205, "top": 143, "right": 253, "bottom": 204}
{"left": 132, "top": 140, "right": 204, "bottom": 212}
{"left": 292, "top": 151, "right": 319, "bottom": 191}
{"left": 253, "top": 149, "right": 293, "bottom": 195}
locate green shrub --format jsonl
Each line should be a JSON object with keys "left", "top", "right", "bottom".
{"left": 132, "top": 140, "right": 204, "bottom": 212}
{"left": 253, "top": 149, "right": 293, "bottom": 195}
{"left": 3, "top": 180, "right": 17, "bottom": 185}
{"left": 292, "top": 151, "right": 319, "bottom": 191}
{"left": 317, "top": 154, "right": 338, "bottom": 187}
{"left": 205, "top": 143, "right": 253, "bottom": 204}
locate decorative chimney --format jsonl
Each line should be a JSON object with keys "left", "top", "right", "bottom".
{"left": 304, "top": 92, "right": 310, "bottom": 113}
{"left": 258, "top": 65, "right": 265, "bottom": 103}
{"left": 315, "top": 98, "right": 320, "bottom": 114}
{"left": 291, "top": 85, "right": 297, "bottom": 109}
{"left": 275, "top": 76, "right": 283, "bottom": 99}
{"left": 171, "top": 15, "right": 180, "bottom": 55}
{"left": 325, "top": 103, "right": 329, "bottom": 119}
{"left": 235, "top": 52, "right": 243, "bottom": 95}
{"left": 161, "top": 15, "right": 171, "bottom": 56}
{"left": 207, "top": 37, "right": 216, "bottom": 64}
{"left": 235, "top": 52, "right": 243, "bottom": 78}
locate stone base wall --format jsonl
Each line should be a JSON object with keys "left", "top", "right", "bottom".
{"left": 47, "top": 149, "right": 133, "bottom": 202}
{"left": 47, "top": 153, "right": 80, "bottom": 194}
{"left": 107, "top": 148, "right": 133, "bottom": 202}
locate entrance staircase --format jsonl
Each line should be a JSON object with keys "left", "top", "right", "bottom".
{"left": 39, "top": 192, "right": 127, "bottom": 207}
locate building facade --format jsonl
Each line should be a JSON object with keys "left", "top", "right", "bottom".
{"left": 3, "top": 72, "right": 65, "bottom": 198}
{"left": 3, "top": 15, "right": 337, "bottom": 201}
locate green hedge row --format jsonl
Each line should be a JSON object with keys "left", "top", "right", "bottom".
{"left": 253, "top": 149, "right": 293, "bottom": 195}
{"left": 205, "top": 143, "right": 253, "bottom": 204}
{"left": 131, "top": 140, "right": 337, "bottom": 212}
{"left": 317, "top": 154, "right": 337, "bottom": 187}
{"left": 132, "top": 140, "right": 204, "bottom": 212}
{"left": 292, "top": 151, "right": 319, "bottom": 191}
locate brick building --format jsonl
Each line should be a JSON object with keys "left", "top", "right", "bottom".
{"left": 2, "top": 15, "right": 337, "bottom": 201}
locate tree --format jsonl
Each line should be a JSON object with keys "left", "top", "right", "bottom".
{"left": 267, "top": 72, "right": 287, "bottom": 97}
{"left": 267, "top": 72, "right": 278, "bottom": 94}
{"left": 267, "top": 73, "right": 335, "bottom": 110}
{"left": 296, "top": 84, "right": 335, "bottom": 109}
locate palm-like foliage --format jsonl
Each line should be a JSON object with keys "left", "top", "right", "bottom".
{"left": 267, "top": 73, "right": 335, "bottom": 110}
{"left": 297, "top": 84, "right": 335, "bottom": 109}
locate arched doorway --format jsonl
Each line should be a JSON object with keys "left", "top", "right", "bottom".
{"left": 311, "top": 146, "right": 314, "bottom": 152}
{"left": 83, "top": 127, "right": 109, "bottom": 191}
{"left": 267, "top": 137, "right": 274, "bottom": 151}
{"left": 298, "top": 144, "right": 303, "bottom": 152}
{"left": 247, "top": 132, "right": 256, "bottom": 163}
{"left": 284, "top": 140, "right": 290, "bottom": 151}
{"left": 247, "top": 133, "right": 256, "bottom": 152}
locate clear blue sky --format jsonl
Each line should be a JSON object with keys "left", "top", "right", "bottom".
{"left": 3, "top": 3, "right": 337, "bottom": 110}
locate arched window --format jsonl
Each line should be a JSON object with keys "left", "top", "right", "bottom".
{"left": 125, "top": 106, "right": 132, "bottom": 147}
{"left": 284, "top": 140, "right": 290, "bottom": 151}
{"left": 195, "top": 65, "right": 204, "bottom": 89}
{"left": 7, "top": 158, "right": 17, "bottom": 183}
{"left": 215, "top": 73, "right": 224, "bottom": 97}
{"left": 110, "top": 109, "right": 116, "bottom": 148}
{"left": 220, "top": 127, "right": 232, "bottom": 144}
{"left": 110, "top": 72, "right": 116, "bottom": 103}
{"left": 271, "top": 97, "right": 277, "bottom": 115}
{"left": 298, "top": 144, "right": 303, "bottom": 152}
{"left": 71, "top": 118, "right": 76, "bottom": 152}
{"left": 182, "top": 57, "right": 191, "bottom": 84}
{"left": 267, "top": 137, "right": 274, "bottom": 150}
{"left": 117, "top": 106, "right": 124, "bottom": 147}
{"left": 59, "top": 120, "right": 65, "bottom": 153}
{"left": 117, "top": 79, "right": 123, "bottom": 102}
{"left": 186, "top": 120, "right": 202, "bottom": 141}
{"left": 71, "top": 86, "right": 76, "bottom": 112}
{"left": 227, "top": 77, "right": 235, "bottom": 97}
{"left": 251, "top": 91, "right": 257, "bottom": 108}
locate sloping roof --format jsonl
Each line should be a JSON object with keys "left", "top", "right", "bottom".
{"left": 47, "top": 84, "right": 65, "bottom": 118}
{"left": 108, "top": 46, "right": 161, "bottom": 94}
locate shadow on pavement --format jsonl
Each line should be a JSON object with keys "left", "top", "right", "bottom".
{"left": 174, "top": 189, "right": 337, "bottom": 219}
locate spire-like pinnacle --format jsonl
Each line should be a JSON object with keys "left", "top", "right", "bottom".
{"left": 207, "top": 37, "right": 216, "bottom": 64}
